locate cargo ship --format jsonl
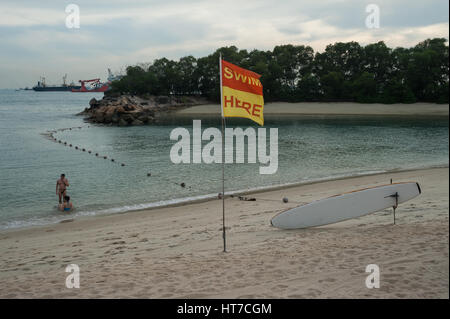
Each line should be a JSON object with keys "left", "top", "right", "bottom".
{"left": 33, "top": 75, "right": 81, "bottom": 92}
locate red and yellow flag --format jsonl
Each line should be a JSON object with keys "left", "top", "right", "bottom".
{"left": 221, "top": 59, "right": 264, "bottom": 126}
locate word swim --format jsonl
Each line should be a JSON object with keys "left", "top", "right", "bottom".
{"left": 223, "top": 66, "right": 262, "bottom": 87}
{"left": 170, "top": 120, "right": 278, "bottom": 175}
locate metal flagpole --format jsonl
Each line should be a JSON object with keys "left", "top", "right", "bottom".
{"left": 219, "top": 53, "right": 226, "bottom": 253}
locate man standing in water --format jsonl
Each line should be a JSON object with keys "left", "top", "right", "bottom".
{"left": 56, "top": 174, "right": 69, "bottom": 204}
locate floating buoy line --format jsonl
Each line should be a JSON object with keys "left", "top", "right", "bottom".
{"left": 43, "top": 125, "right": 127, "bottom": 167}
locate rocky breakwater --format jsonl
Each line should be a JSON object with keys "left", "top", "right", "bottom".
{"left": 78, "top": 94, "right": 206, "bottom": 126}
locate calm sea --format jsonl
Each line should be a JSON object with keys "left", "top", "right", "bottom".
{"left": 0, "top": 89, "right": 448, "bottom": 230}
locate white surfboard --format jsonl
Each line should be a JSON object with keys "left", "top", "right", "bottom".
{"left": 271, "top": 182, "right": 421, "bottom": 229}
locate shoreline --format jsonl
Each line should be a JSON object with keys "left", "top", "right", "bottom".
{"left": 1, "top": 164, "right": 448, "bottom": 233}
{"left": 175, "top": 102, "right": 449, "bottom": 118}
{"left": 0, "top": 167, "right": 447, "bottom": 298}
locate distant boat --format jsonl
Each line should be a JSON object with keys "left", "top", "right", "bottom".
{"left": 71, "top": 78, "right": 109, "bottom": 92}
{"left": 33, "top": 75, "right": 81, "bottom": 92}
{"left": 71, "top": 69, "right": 123, "bottom": 92}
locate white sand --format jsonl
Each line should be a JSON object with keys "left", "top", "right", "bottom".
{"left": 176, "top": 102, "right": 449, "bottom": 117}
{"left": 0, "top": 167, "right": 448, "bottom": 298}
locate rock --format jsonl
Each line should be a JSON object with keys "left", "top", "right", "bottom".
{"left": 124, "top": 104, "right": 139, "bottom": 111}
{"left": 89, "top": 98, "right": 99, "bottom": 108}
{"left": 80, "top": 94, "right": 209, "bottom": 126}
{"left": 131, "top": 119, "right": 144, "bottom": 126}
{"left": 118, "top": 96, "right": 131, "bottom": 106}
{"left": 103, "top": 113, "right": 112, "bottom": 124}
{"left": 137, "top": 115, "right": 150, "bottom": 123}
{"left": 104, "top": 106, "right": 116, "bottom": 115}
{"left": 116, "top": 106, "right": 125, "bottom": 114}
{"left": 157, "top": 96, "right": 169, "bottom": 104}
{"left": 111, "top": 114, "right": 120, "bottom": 124}
{"left": 94, "top": 112, "right": 104, "bottom": 123}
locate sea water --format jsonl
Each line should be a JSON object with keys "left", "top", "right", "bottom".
{"left": 0, "top": 89, "right": 448, "bottom": 230}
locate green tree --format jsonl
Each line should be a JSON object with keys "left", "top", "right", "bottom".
{"left": 109, "top": 38, "right": 448, "bottom": 104}
{"left": 350, "top": 72, "right": 377, "bottom": 103}
{"left": 175, "top": 56, "right": 198, "bottom": 95}
{"left": 271, "top": 44, "right": 315, "bottom": 101}
{"left": 315, "top": 42, "right": 365, "bottom": 100}
{"left": 406, "top": 38, "right": 449, "bottom": 102}
{"left": 321, "top": 71, "right": 345, "bottom": 100}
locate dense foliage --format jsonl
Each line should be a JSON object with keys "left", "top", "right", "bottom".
{"left": 110, "top": 38, "right": 449, "bottom": 104}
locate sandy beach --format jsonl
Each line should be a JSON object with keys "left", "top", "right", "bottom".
{"left": 175, "top": 102, "right": 449, "bottom": 117}
{"left": 0, "top": 167, "right": 448, "bottom": 298}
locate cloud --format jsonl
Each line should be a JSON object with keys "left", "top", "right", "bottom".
{"left": 0, "top": 0, "right": 448, "bottom": 88}
{"left": 0, "top": 5, "right": 63, "bottom": 27}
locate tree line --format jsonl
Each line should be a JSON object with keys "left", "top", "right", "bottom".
{"left": 110, "top": 38, "right": 449, "bottom": 104}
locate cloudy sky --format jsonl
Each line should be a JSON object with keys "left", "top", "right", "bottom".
{"left": 0, "top": 0, "right": 448, "bottom": 88}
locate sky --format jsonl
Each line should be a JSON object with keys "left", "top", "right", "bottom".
{"left": 0, "top": 0, "right": 448, "bottom": 88}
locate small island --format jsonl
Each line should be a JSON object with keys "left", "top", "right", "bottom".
{"left": 79, "top": 38, "right": 449, "bottom": 125}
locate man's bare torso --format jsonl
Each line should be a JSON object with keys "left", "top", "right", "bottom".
{"left": 57, "top": 178, "right": 68, "bottom": 192}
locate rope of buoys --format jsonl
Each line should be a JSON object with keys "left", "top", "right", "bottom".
{"left": 45, "top": 125, "right": 127, "bottom": 167}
